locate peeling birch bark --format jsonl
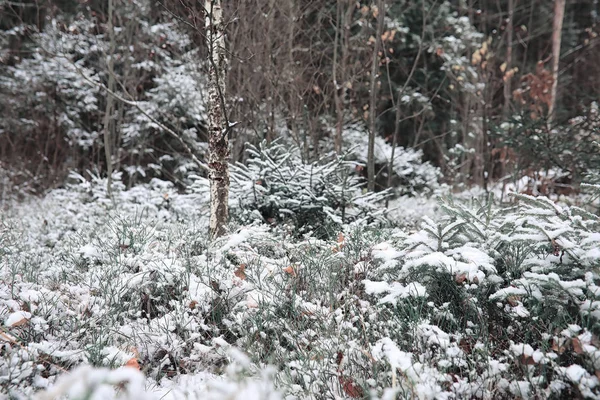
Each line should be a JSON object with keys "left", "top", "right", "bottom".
{"left": 206, "top": 0, "right": 230, "bottom": 239}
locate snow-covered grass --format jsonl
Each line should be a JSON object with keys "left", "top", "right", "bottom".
{"left": 2, "top": 174, "right": 600, "bottom": 399}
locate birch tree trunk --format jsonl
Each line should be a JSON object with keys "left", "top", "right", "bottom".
{"left": 548, "top": 0, "right": 565, "bottom": 121}
{"left": 367, "top": 0, "right": 384, "bottom": 192}
{"left": 206, "top": 0, "right": 230, "bottom": 239}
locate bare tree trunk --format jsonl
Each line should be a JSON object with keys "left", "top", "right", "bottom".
{"left": 367, "top": 0, "right": 384, "bottom": 192}
{"left": 266, "top": 0, "right": 277, "bottom": 144}
{"left": 386, "top": 88, "right": 401, "bottom": 207}
{"left": 333, "top": 0, "right": 354, "bottom": 154}
{"left": 503, "top": 0, "right": 514, "bottom": 117}
{"left": 206, "top": 0, "right": 230, "bottom": 239}
{"left": 332, "top": 0, "right": 342, "bottom": 154}
{"left": 103, "top": 0, "right": 115, "bottom": 199}
{"left": 548, "top": 0, "right": 566, "bottom": 121}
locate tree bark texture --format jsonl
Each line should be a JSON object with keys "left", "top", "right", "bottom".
{"left": 367, "top": 0, "right": 384, "bottom": 192}
{"left": 103, "top": 0, "right": 115, "bottom": 199}
{"left": 549, "top": 0, "right": 565, "bottom": 121}
{"left": 206, "top": 0, "right": 230, "bottom": 239}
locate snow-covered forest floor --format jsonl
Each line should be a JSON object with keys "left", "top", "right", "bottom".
{"left": 2, "top": 168, "right": 600, "bottom": 399}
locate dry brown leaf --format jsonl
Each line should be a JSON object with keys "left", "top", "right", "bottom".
{"left": 339, "top": 375, "right": 363, "bottom": 398}
{"left": 189, "top": 300, "right": 198, "bottom": 310}
{"left": 381, "top": 30, "right": 396, "bottom": 42}
{"left": 283, "top": 265, "right": 296, "bottom": 277}
{"left": 520, "top": 354, "right": 536, "bottom": 365}
{"left": 371, "top": 5, "right": 379, "bottom": 18}
{"left": 0, "top": 331, "right": 18, "bottom": 344}
{"left": 507, "top": 296, "right": 520, "bottom": 307}
{"left": 573, "top": 337, "right": 584, "bottom": 354}
{"left": 455, "top": 273, "right": 467, "bottom": 284}
{"left": 503, "top": 67, "right": 518, "bottom": 81}
{"left": 459, "top": 338, "right": 472, "bottom": 354}
{"left": 125, "top": 357, "right": 141, "bottom": 370}
{"left": 551, "top": 338, "right": 568, "bottom": 354}
{"left": 332, "top": 232, "right": 346, "bottom": 253}
{"left": 234, "top": 264, "right": 247, "bottom": 280}
{"left": 9, "top": 317, "right": 29, "bottom": 328}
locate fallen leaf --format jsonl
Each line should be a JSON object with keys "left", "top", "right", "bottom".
{"left": 455, "top": 273, "right": 467, "bottom": 284}
{"left": 507, "top": 296, "right": 520, "bottom": 307}
{"left": 189, "top": 300, "right": 198, "bottom": 310}
{"left": 234, "top": 264, "right": 247, "bottom": 280}
{"left": 573, "top": 337, "right": 584, "bottom": 354}
{"left": 9, "top": 318, "right": 28, "bottom": 328}
{"left": 520, "top": 354, "right": 536, "bottom": 365}
{"left": 551, "top": 338, "right": 568, "bottom": 354}
{"left": 336, "top": 351, "right": 344, "bottom": 367}
{"left": 459, "top": 338, "right": 472, "bottom": 354}
{"left": 333, "top": 233, "right": 346, "bottom": 253}
{"left": 283, "top": 265, "right": 296, "bottom": 276}
{"left": 125, "top": 357, "right": 141, "bottom": 370}
{"left": 339, "top": 375, "right": 363, "bottom": 398}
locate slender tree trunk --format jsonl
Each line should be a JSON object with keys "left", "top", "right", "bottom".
{"left": 367, "top": 0, "right": 384, "bottom": 192}
{"left": 386, "top": 88, "right": 401, "bottom": 207}
{"left": 206, "top": 0, "right": 230, "bottom": 239}
{"left": 266, "top": 0, "right": 277, "bottom": 143}
{"left": 498, "top": 0, "right": 515, "bottom": 183}
{"left": 332, "top": 0, "right": 342, "bottom": 153}
{"left": 503, "top": 0, "right": 514, "bottom": 117}
{"left": 548, "top": 0, "right": 566, "bottom": 121}
{"left": 103, "top": 0, "right": 115, "bottom": 199}
{"left": 333, "top": 0, "right": 354, "bottom": 155}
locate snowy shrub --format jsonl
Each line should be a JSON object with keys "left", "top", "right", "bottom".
{"left": 229, "top": 141, "right": 390, "bottom": 238}
{"left": 360, "top": 192, "right": 600, "bottom": 398}
{"left": 0, "top": 3, "right": 208, "bottom": 190}
{"left": 342, "top": 124, "right": 441, "bottom": 195}
{"left": 3, "top": 169, "right": 600, "bottom": 399}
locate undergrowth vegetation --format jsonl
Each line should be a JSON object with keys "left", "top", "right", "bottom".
{"left": 1, "top": 168, "right": 600, "bottom": 399}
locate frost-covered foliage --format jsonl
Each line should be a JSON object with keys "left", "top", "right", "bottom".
{"left": 229, "top": 141, "right": 390, "bottom": 238}
{"left": 361, "top": 192, "right": 600, "bottom": 398}
{"left": 497, "top": 102, "right": 600, "bottom": 185}
{"left": 3, "top": 172, "right": 600, "bottom": 398}
{"left": 0, "top": 1, "right": 208, "bottom": 189}
{"left": 341, "top": 124, "right": 441, "bottom": 195}
{"left": 7, "top": 19, "right": 102, "bottom": 148}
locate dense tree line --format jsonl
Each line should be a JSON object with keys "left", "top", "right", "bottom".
{"left": 1, "top": 0, "right": 599, "bottom": 197}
